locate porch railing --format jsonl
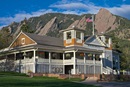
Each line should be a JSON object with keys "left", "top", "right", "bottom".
{"left": 51, "top": 59, "right": 63, "bottom": 64}
{"left": 64, "top": 59, "right": 73, "bottom": 65}
{"left": 37, "top": 58, "right": 49, "bottom": 63}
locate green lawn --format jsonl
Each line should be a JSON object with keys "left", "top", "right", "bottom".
{"left": 0, "top": 72, "right": 100, "bottom": 87}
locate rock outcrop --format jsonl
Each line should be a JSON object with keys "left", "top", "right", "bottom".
{"left": 95, "top": 8, "right": 119, "bottom": 34}
{"left": 68, "top": 16, "right": 87, "bottom": 30}
{"left": 38, "top": 17, "right": 57, "bottom": 36}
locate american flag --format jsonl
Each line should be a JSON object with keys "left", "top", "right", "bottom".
{"left": 86, "top": 16, "right": 93, "bottom": 22}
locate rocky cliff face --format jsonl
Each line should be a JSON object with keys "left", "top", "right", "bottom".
{"left": 95, "top": 8, "right": 119, "bottom": 34}
{"left": 38, "top": 17, "right": 57, "bottom": 35}
{"left": 68, "top": 16, "right": 87, "bottom": 30}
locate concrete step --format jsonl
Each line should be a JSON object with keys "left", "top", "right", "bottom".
{"left": 84, "top": 77, "right": 98, "bottom": 82}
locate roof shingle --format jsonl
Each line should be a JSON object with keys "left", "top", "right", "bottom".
{"left": 24, "top": 32, "right": 63, "bottom": 47}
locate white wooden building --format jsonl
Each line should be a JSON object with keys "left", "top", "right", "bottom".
{"left": 0, "top": 27, "right": 120, "bottom": 75}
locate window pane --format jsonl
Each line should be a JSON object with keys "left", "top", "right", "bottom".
{"left": 36, "top": 51, "right": 45, "bottom": 58}
{"left": 65, "top": 52, "right": 73, "bottom": 59}
{"left": 85, "top": 53, "right": 93, "bottom": 60}
{"left": 76, "top": 52, "right": 84, "bottom": 59}
{"left": 67, "top": 32, "right": 71, "bottom": 39}
{"left": 76, "top": 31, "right": 81, "bottom": 39}
{"left": 95, "top": 54, "right": 100, "bottom": 61}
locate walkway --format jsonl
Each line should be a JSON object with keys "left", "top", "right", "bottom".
{"left": 80, "top": 79, "right": 130, "bottom": 87}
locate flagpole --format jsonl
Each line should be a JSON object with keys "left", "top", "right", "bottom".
{"left": 92, "top": 15, "right": 95, "bottom": 35}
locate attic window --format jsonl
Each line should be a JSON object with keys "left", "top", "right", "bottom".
{"left": 67, "top": 32, "right": 71, "bottom": 39}
{"left": 21, "top": 38, "right": 25, "bottom": 44}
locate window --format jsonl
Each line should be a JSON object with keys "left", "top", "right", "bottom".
{"left": 21, "top": 38, "right": 25, "bottom": 44}
{"left": 95, "top": 54, "right": 100, "bottom": 61}
{"left": 67, "top": 32, "right": 71, "bottom": 39}
{"left": 36, "top": 51, "right": 45, "bottom": 58}
{"left": 65, "top": 52, "right": 73, "bottom": 59}
{"left": 76, "top": 31, "right": 81, "bottom": 39}
{"left": 26, "top": 51, "right": 33, "bottom": 59}
{"left": 76, "top": 52, "right": 84, "bottom": 59}
{"left": 85, "top": 53, "right": 93, "bottom": 60}
{"left": 16, "top": 53, "right": 24, "bottom": 60}
{"left": 52, "top": 53, "right": 58, "bottom": 59}
{"left": 36, "top": 51, "right": 49, "bottom": 59}
{"left": 51, "top": 53, "right": 63, "bottom": 59}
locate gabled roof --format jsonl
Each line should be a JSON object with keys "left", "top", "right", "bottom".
{"left": 9, "top": 31, "right": 37, "bottom": 48}
{"left": 84, "top": 35, "right": 106, "bottom": 47}
{"left": 9, "top": 31, "right": 63, "bottom": 48}
{"left": 24, "top": 32, "right": 63, "bottom": 47}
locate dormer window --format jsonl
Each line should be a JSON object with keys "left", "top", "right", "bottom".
{"left": 76, "top": 31, "right": 81, "bottom": 39}
{"left": 67, "top": 32, "right": 71, "bottom": 39}
{"left": 21, "top": 38, "right": 25, "bottom": 44}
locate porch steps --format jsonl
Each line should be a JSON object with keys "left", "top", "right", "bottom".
{"left": 84, "top": 77, "right": 98, "bottom": 82}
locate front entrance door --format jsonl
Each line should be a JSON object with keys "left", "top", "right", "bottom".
{"left": 65, "top": 65, "right": 73, "bottom": 74}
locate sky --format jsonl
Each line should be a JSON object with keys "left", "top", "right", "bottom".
{"left": 0, "top": 0, "right": 130, "bottom": 29}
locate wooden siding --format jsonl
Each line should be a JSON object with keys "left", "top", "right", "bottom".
{"left": 105, "top": 44, "right": 112, "bottom": 50}
{"left": 10, "top": 33, "right": 36, "bottom": 48}
{"left": 64, "top": 38, "right": 83, "bottom": 46}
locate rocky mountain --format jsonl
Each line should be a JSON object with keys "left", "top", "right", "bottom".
{"left": 1, "top": 8, "right": 130, "bottom": 43}
{"left": 2, "top": 8, "right": 130, "bottom": 39}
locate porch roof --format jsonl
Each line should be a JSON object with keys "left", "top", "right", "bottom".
{"left": 3, "top": 44, "right": 64, "bottom": 54}
{"left": 63, "top": 46, "right": 103, "bottom": 54}
{"left": 0, "top": 44, "right": 103, "bottom": 55}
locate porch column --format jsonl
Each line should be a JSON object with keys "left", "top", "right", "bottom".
{"left": 117, "top": 55, "right": 120, "bottom": 74}
{"left": 14, "top": 53, "right": 16, "bottom": 60}
{"left": 102, "top": 52, "right": 105, "bottom": 74}
{"left": 63, "top": 53, "right": 65, "bottom": 74}
{"left": 93, "top": 54, "right": 95, "bottom": 77}
{"left": 100, "top": 54, "right": 103, "bottom": 74}
{"left": 49, "top": 52, "right": 51, "bottom": 73}
{"left": 84, "top": 53, "right": 86, "bottom": 74}
{"left": 23, "top": 52, "right": 26, "bottom": 73}
{"left": 33, "top": 49, "right": 36, "bottom": 73}
{"left": 73, "top": 51, "right": 76, "bottom": 74}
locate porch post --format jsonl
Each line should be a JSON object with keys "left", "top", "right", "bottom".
{"left": 93, "top": 54, "right": 95, "bottom": 77}
{"left": 14, "top": 53, "right": 16, "bottom": 60}
{"left": 63, "top": 53, "right": 65, "bottom": 74}
{"left": 23, "top": 52, "right": 26, "bottom": 73}
{"left": 100, "top": 54, "right": 103, "bottom": 74}
{"left": 49, "top": 52, "right": 51, "bottom": 73}
{"left": 73, "top": 51, "right": 76, "bottom": 74}
{"left": 117, "top": 55, "right": 120, "bottom": 74}
{"left": 33, "top": 49, "right": 36, "bottom": 73}
{"left": 84, "top": 53, "right": 86, "bottom": 74}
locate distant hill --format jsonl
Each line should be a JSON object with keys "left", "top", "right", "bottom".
{"left": 1, "top": 8, "right": 130, "bottom": 69}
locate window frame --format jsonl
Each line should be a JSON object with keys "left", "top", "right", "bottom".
{"left": 66, "top": 32, "right": 71, "bottom": 39}
{"left": 76, "top": 31, "right": 81, "bottom": 40}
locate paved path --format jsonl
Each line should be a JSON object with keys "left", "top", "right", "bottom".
{"left": 80, "top": 81, "right": 130, "bottom": 87}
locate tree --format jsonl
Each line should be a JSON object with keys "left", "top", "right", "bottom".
{"left": 21, "top": 24, "right": 34, "bottom": 33}
{"left": 21, "top": 24, "right": 29, "bottom": 32}
{"left": 0, "top": 28, "right": 12, "bottom": 49}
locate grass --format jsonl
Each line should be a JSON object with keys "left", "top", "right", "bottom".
{"left": 0, "top": 72, "right": 101, "bottom": 87}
